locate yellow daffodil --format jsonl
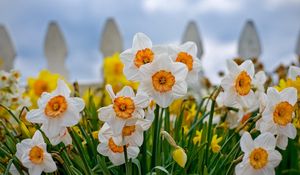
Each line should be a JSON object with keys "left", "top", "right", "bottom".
{"left": 182, "top": 125, "right": 189, "bottom": 135}
{"left": 172, "top": 147, "right": 187, "bottom": 168}
{"left": 193, "top": 129, "right": 203, "bottom": 145}
{"left": 211, "top": 134, "right": 222, "bottom": 153}
{"left": 27, "top": 70, "right": 62, "bottom": 108}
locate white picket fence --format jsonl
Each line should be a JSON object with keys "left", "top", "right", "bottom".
{"left": 0, "top": 18, "right": 299, "bottom": 88}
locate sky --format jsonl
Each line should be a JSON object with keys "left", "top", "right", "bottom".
{"left": 0, "top": 0, "right": 300, "bottom": 84}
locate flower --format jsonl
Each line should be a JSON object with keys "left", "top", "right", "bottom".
{"left": 193, "top": 129, "right": 203, "bottom": 145}
{"left": 26, "top": 79, "right": 85, "bottom": 138}
{"left": 120, "top": 33, "right": 165, "bottom": 82}
{"left": 27, "top": 70, "right": 62, "bottom": 107}
{"left": 97, "top": 123, "right": 139, "bottom": 165}
{"left": 172, "top": 147, "right": 187, "bottom": 168}
{"left": 98, "top": 84, "right": 150, "bottom": 134}
{"left": 168, "top": 42, "right": 201, "bottom": 87}
{"left": 256, "top": 87, "right": 297, "bottom": 150}
{"left": 139, "top": 54, "right": 188, "bottom": 108}
{"left": 211, "top": 134, "right": 222, "bottom": 153}
{"left": 15, "top": 131, "right": 57, "bottom": 175}
{"left": 221, "top": 59, "right": 255, "bottom": 107}
{"left": 235, "top": 132, "right": 282, "bottom": 175}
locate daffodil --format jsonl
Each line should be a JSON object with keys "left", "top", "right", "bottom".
{"left": 193, "top": 129, "right": 203, "bottom": 145}
{"left": 168, "top": 42, "right": 201, "bottom": 88}
{"left": 139, "top": 54, "right": 188, "bottom": 108}
{"left": 211, "top": 134, "right": 222, "bottom": 153}
{"left": 256, "top": 87, "right": 297, "bottom": 150}
{"left": 120, "top": 33, "right": 165, "bottom": 82}
{"left": 48, "top": 128, "right": 72, "bottom": 146}
{"left": 287, "top": 65, "right": 300, "bottom": 80}
{"left": 235, "top": 132, "right": 282, "bottom": 175}
{"left": 172, "top": 147, "right": 187, "bottom": 168}
{"left": 15, "top": 131, "right": 57, "bottom": 175}
{"left": 98, "top": 84, "right": 150, "bottom": 135}
{"left": 27, "top": 70, "right": 62, "bottom": 108}
{"left": 26, "top": 79, "right": 85, "bottom": 138}
{"left": 97, "top": 123, "right": 139, "bottom": 166}
{"left": 221, "top": 59, "right": 256, "bottom": 107}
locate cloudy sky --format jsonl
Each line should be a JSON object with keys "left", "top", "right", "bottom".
{"left": 0, "top": 0, "right": 300, "bottom": 84}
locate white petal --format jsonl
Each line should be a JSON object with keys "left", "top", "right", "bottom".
{"left": 150, "top": 53, "right": 173, "bottom": 71}
{"left": 109, "top": 152, "right": 125, "bottom": 166}
{"left": 107, "top": 117, "right": 126, "bottom": 135}
{"left": 38, "top": 92, "right": 52, "bottom": 108}
{"left": 105, "top": 84, "right": 115, "bottom": 100}
{"left": 281, "top": 123, "right": 297, "bottom": 139}
{"left": 26, "top": 109, "right": 46, "bottom": 124}
{"left": 116, "top": 86, "right": 135, "bottom": 97}
{"left": 123, "top": 65, "right": 140, "bottom": 81}
{"left": 97, "top": 143, "right": 109, "bottom": 156}
{"left": 127, "top": 146, "right": 140, "bottom": 159}
{"left": 267, "top": 150, "right": 282, "bottom": 167}
{"left": 261, "top": 167, "right": 275, "bottom": 175}
{"left": 41, "top": 120, "right": 62, "bottom": 138}
{"left": 52, "top": 79, "right": 70, "bottom": 97}
{"left": 133, "top": 108, "right": 145, "bottom": 119}
{"left": 120, "top": 49, "right": 135, "bottom": 65}
{"left": 28, "top": 166, "right": 43, "bottom": 175}
{"left": 258, "top": 119, "right": 277, "bottom": 135}
{"left": 98, "top": 123, "right": 112, "bottom": 142}
{"left": 226, "top": 59, "right": 239, "bottom": 75}
{"left": 254, "top": 132, "right": 276, "bottom": 150}
{"left": 172, "top": 81, "right": 187, "bottom": 99}
{"left": 32, "top": 131, "right": 45, "bottom": 144}
{"left": 98, "top": 105, "right": 114, "bottom": 121}
{"left": 235, "top": 162, "right": 255, "bottom": 175}
{"left": 220, "top": 75, "right": 234, "bottom": 90}
{"left": 60, "top": 108, "right": 81, "bottom": 127}
{"left": 152, "top": 45, "right": 168, "bottom": 55}
{"left": 276, "top": 135, "right": 288, "bottom": 150}
{"left": 43, "top": 153, "right": 57, "bottom": 173}
{"left": 132, "top": 33, "right": 152, "bottom": 50}
{"left": 280, "top": 87, "right": 297, "bottom": 105}
{"left": 240, "top": 132, "right": 254, "bottom": 153}
{"left": 181, "top": 41, "right": 197, "bottom": 56}
{"left": 68, "top": 97, "right": 85, "bottom": 112}
{"left": 172, "top": 62, "right": 188, "bottom": 82}
{"left": 134, "top": 93, "right": 150, "bottom": 108}
{"left": 266, "top": 88, "right": 280, "bottom": 106}
{"left": 152, "top": 91, "right": 173, "bottom": 108}
{"left": 240, "top": 60, "right": 255, "bottom": 77}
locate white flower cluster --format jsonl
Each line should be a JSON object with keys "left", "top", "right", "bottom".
{"left": 0, "top": 70, "right": 30, "bottom": 114}
{"left": 97, "top": 33, "right": 202, "bottom": 165}
{"left": 218, "top": 60, "right": 300, "bottom": 175}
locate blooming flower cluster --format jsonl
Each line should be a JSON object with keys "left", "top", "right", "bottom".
{"left": 0, "top": 70, "right": 30, "bottom": 119}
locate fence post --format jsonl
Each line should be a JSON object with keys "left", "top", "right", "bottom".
{"left": 182, "top": 21, "right": 203, "bottom": 59}
{"left": 238, "top": 20, "right": 261, "bottom": 59}
{"left": 295, "top": 30, "right": 300, "bottom": 59}
{"left": 100, "top": 18, "right": 123, "bottom": 57}
{"left": 0, "top": 25, "right": 16, "bottom": 71}
{"left": 44, "top": 21, "right": 69, "bottom": 79}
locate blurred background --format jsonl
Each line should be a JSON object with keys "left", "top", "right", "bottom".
{"left": 0, "top": 0, "right": 299, "bottom": 84}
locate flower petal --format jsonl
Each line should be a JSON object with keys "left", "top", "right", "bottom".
{"left": 181, "top": 41, "right": 197, "bottom": 56}
{"left": 105, "top": 84, "right": 115, "bottom": 99}
{"left": 52, "top": 79, "right": 71, "bottom": 97}
{"left": 26, "top": 109, "right": 46, "bottom": 124}
{"left": 267, "top": 150, "right": 282, "bottom": 167}
{"left": 68, "top": 97, "right": 85, "bottom": 112}
{"left": 280, "top": 87, "right": 297, "bottom": 105}
{"left": 226, "top": 59, "right": 239, "bottom": 75}
{"left": 43, "top": 153, "right": 57, "bottom": 173}
{"left": 132, "top": 33, "right": 152, "bottom": 50}
{"left": 240, "top": 60, "right": 254, "bottom": 77}
{"left": 240, "top": 132, "right": 254, "bottom": 153}
{"left": 98, "top": 105, "right": 114, "bottom": 121}
{"left": 276, "top": 135, "right": 288, "bottom": 150}
{"left": 116, "top": 86, "right": 135, "bottom": 97}
{"left": 254, "top": 132, "right": 276, "bottom": 150}
{"left": 28, "top": 166, "right": 43, "bottom": 175}
{"left": 134, "top": 93, "right": 150, "bottom": 108}
{"left": 172, "top": 81, "right": 187, "bottom": 98}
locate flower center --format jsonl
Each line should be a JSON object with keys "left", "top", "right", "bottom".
{"left": 134, "top": 48, "right": 154, "bottom": 68}
{"left": 113, "top": 96, "right": 135, "bottom": 119}
{"left": 122, "top": 125, "right": 136, "bottom": 136}
{"left": 34, "top": 80, "right": 49, "bottom": 96}
{"left": 234, "top": 71, "right": 251, "bottom": 96}
{"left": 29, "top": 146, "right": 44, "bottom": 164}
{"left": 175, "top": 52, "right": 193, "bottom": 71}
{"left": 108, "top": 138, "right": 125, "bottom": 153}
{"left": 152, "top": 70, "right": 175, "bottom": 93}
{"left": 249, "top": 147, "right": 268, "bottom": 169}
{"left": 273, "top": 101, "right": 293, "bottom": 126}
{"left": 45, "top": 95, "right": 68, "bottom": 118}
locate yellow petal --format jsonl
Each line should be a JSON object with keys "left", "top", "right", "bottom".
{"left": 172, "top": 147, "right": 187, "bottom": 168}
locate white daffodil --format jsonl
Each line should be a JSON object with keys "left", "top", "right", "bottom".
{"left": 97, "top": 123, "right": 140, "bottom": 166}
{"left": 49, "top": 128, "right": 72, "bottom": 146}
{"left": 168, "top": 42, "right": 201, "bottom": 86}
{"left": 139, "top": 54, "right": 188, "bottom": 108}
{"left": 287, "top": 66, "right": 300, "bottom": 80}
{"left": 26, "top": 79, "right": 85, "bottom": 138}
{"left": 221, "top": 59, "right": 255, "bottom": 107}
{"left": 98, "top": 84, "right": 150, "bottom": 135}
{"left": 256, "top": 87, "right": 297, "bottom": 150}
{"left": 120, "top": 33, "right": 166, "bottom": 82}
{"left": 235, "top": 132, "right": 282, "bottom": 175}
{"left": 16, "top": 131, "right": 57, "bottom": 175}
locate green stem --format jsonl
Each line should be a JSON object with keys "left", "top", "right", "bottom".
{"left": 151, "top": 104, "right": 160, "bottom": 168}
{"left": 204, "top": 99, "right": 216, "bottom": 167}
{"left": 124, "top": 146, "right": 132, "bottom": 175}
{"left": 141, "top": 131, "right": 147, "bottom": 174}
